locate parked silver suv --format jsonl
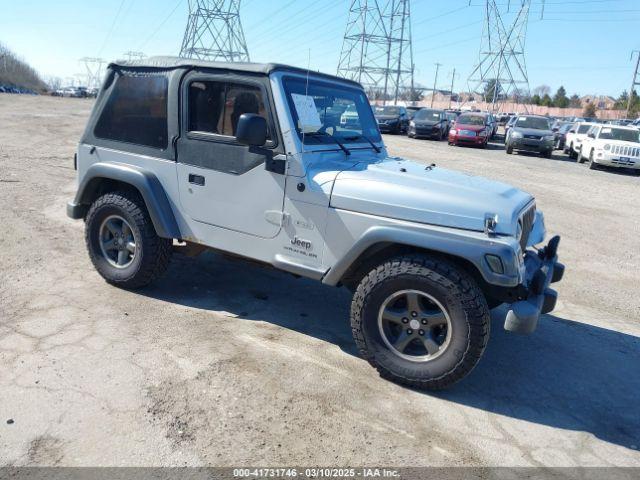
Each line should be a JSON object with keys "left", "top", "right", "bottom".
{"left": 67, "top": 57, "right": 564, "bottom": 389}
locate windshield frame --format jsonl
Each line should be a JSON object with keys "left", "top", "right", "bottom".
{"left": 282, "top": 75, "right": 382, "bottom": 147}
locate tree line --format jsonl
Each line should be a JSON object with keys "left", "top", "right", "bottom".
{"left": 0, "top": 42, "right": 48, "bottom": 92}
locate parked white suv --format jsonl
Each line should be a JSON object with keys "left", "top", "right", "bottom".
{"left": 564, "top": 122, "right": 596, "bottom": 159}
{"left": 578, "top": 125, "right": 640, "bottom": 171}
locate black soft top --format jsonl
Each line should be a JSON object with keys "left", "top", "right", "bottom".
{"left": 108, "top": 56, "right": 362, "bottom": 88}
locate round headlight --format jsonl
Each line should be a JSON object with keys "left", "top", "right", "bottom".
{"left": 604, "top": 144, "right": 611, "bottom": 151}
{"left": 450, "top": 129, "right": 457, "bottom": 135}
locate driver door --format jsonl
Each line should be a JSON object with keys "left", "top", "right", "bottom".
{"left": 176, "top": 72, "right": 286, "bottom": 239}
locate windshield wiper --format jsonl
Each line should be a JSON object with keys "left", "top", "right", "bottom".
{"left": 305, "top": 132, "right": 351, "bottom": 156}
{"left": 344, "top": 134, "right": 382, "bottom": 153}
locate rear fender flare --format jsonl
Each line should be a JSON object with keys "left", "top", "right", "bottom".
{"left": 73, "top": 162, "right": 180, "bottom": 239}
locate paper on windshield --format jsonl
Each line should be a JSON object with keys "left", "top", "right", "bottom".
{"left": 291, "top": 93, "right": 322, "bottom": 132}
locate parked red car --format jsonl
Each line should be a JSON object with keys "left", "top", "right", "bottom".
{"left": 448, "top": 112, "right": 491, "bottom": 148}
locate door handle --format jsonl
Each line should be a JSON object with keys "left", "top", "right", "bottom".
{"left": 188, "top": 174, "right": 205, "bottom": 186}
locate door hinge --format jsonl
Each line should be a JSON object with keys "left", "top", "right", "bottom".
{"left": 265, "top": 210, "right": 290, "bottom": 227}
{"left": 266, "top": 154, "right": 287, "bottom": 175}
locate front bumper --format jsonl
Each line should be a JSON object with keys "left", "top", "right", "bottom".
{"left": 504, "top": 236, "right": 565, "bottom": 334}
{"left": 449, "top": 133, "right": 487, "bottom": 146}
{"left": 411, "top": 125, "right": 442, "bottom": 138}
{"left": 510, "top": 138, "right": 554, "bottom": 153}
{"left": 378, "top": 122, "right": 400, "bottom": 133}
{"left": 593, "top": 153, "right": 640, "bottom": 169}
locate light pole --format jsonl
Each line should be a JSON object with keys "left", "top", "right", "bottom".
{"left": 431, "top": 62, "right": 442, "bottom": 108}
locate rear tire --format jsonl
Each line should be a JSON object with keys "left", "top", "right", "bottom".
{"left": 350, "top": 255, "right": 490, "bottom": 390}
{"left": 85, "top": 191, "right": 172, "bottom": 289}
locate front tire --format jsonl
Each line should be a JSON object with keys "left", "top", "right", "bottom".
{"left": 350, "top": 255, "right": 490, "bottom": 390}
{"left": 506, "top": 144, "right": 514, "bottom": 154}
{"left": 85, "top": 191, "right": 172, "bottom": 289}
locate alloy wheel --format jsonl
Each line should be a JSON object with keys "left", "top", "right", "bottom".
{"left": 99, "top": 215, "right": 137, "bottom": 269}
{"left": 378, "top": 289, "right": 452, "bottom": 362}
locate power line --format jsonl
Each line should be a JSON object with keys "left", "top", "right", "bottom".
{"left": 97, "top": 0, "right": 130, "bottom": 57}
{"left": 139, "top": 0, "right": 185, "bottom": 50}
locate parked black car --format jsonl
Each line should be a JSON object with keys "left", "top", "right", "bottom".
{"left": 373, "top": 105, "right": 409, "bottom": 134}
{"left": 406, "top": 106, "right": 421, "bottom": 120}
{"left": 554, "top": 122, "right": 574, "bottom": 150}
{"left": 408, "top": 108, "right": 449, "bottom": 140}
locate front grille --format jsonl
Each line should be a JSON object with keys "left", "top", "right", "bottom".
{"left": 524, "top": 134, "right": 542, "bottom": 140}
{"left": 611, "top": 145, "right": 640, "bottom": 157}
{"left": 519, "top": 204, "right": 536, "bottom": 251}
{"left": 611, "top": 157, "right": 637, "bottom": 166}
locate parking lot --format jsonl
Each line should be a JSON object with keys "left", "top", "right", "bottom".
{"left": 1, "top": 94, "right": 639, "bottom": 467}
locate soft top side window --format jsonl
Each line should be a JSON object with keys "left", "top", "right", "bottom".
{"left": 187, "top": 80, "right": 272, "bottom": 141}
{"left": 94, "top": 70, "right": 169, "bottom": 150}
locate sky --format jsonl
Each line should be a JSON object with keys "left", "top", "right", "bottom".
{"left": 1, "top": 0, "right": 639, "bottom": 97}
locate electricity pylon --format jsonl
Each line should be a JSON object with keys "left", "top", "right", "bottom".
{"left": 467, "top": 0, "right": 533, "bottom": 112}
{"left": 123, "top": 51, "right": 147, "bottom": 62}
{"left": 337, "top": 0, "right": 414, "bottom": 104}
{"left": 78, "top": 57, "right": 106, "bottom": 89}
{"left": 179, "top": 0, "right": 250, "bottom": 62}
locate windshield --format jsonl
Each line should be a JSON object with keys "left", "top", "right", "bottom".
{"left": 577, "top": 124, "right": 592, "bottom": 134}
{"left": 414, "top": 109, "right": 442, "bottom": 121}
{"left": 374, "top": 106, "right": 400, "bottom": 116}
{"left": 457, "top": 114, "right": 486, "bottom": 126}
{"left": 283, "top": 77, "right": 381, "bottom": 145}
{"left": 599, "top": 127, "right": 640, "bottom": 143}
{"left": 515, "top": 116, "right": 550, "bottom": 130}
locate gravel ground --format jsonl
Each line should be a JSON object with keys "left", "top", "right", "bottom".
{"left": 0, "top": 94, "right": 638, "bottom": 467}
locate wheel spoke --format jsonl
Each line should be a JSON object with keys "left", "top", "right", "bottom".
{"left": 102, "top": 239, "right": 117, "bottom": 251}
{"left": 382, "top": 307, "right": 407, "bottom": 325}
{"left": 117, "top": 250, "right": 128, "bottom": 266}
{"left": 393, "top": 331, "right": 414, "bottom": 353}
{"left": 405, "top": 292, "right": 421, "bottom": 315}
{"left": 126, "top": 241, "right": 136, "bottom": 254}
{"left": 422, "top": 311, "right": 447, "bottom": 327}
{"left": 122, "top": 222, "right": 131, "bottom": 238}
{"left": 105, "top": 219, "right": 120, "bottom": 236}
{"left": 421, "top": 336, "right": 441, "bottom": 355}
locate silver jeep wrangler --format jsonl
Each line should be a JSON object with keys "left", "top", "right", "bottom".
{"left": 67, "top": 57, "right": 564, "bottom": 389}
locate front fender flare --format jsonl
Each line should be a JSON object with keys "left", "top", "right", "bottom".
{"left": 321, "top": 224, "right": 522, "bottom": 288}
{"left": 69, "top": 162, "right": 181, "bottom": 239}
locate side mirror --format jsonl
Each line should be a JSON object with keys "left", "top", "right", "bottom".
{"left": 552, "top": 127, "right": 559, "bottom": 132}
{"left": 569, "top": 130, "right": 576, "bottom": 134}
{"left": 588, "top": 133, "right": 595, "bottom": 138}
{"left": 236, "top": 114, "right": 268, "bottom": 147}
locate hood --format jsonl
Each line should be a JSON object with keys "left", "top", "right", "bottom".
{"left": 513, "top": 127, "right": 553, "bottom": 137}
{"left": 375, "top": 115, "right": 400, "bottom": 121}
{"left": 455, "top": 123, "right": 486, "bottom": 131}
{"left": 414, "top": 119, "right": 442, "bottom": 126}
{"left": 329, "top": 157, "right": 533, "bottom": 235}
